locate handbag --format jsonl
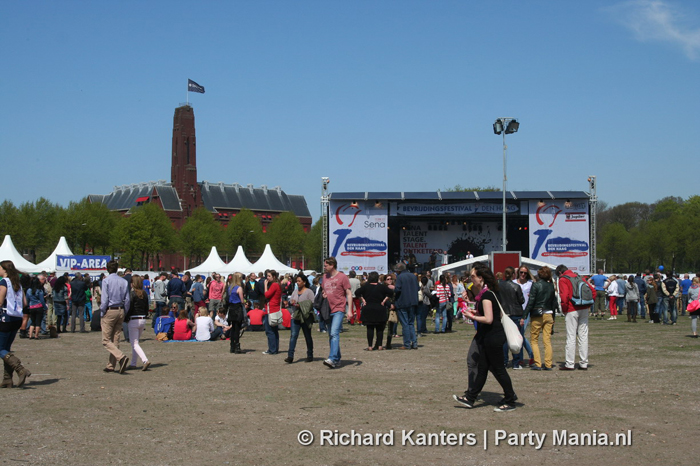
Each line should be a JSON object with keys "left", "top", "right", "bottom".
{"left": 687, "top": 298, "right": 700, "bottom": 313}
{"left": 268, "top": 309, "right": 283, "bottom": 327}
{"left": 493, "top": 294, "right": 523, "bottom": 354}
{"left": 388, "top": 309, "right": 398, "bottom": 324}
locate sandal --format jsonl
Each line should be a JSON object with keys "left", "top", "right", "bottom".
{"left": 494, "top": 404, "right": 516, "bottom": 412}
{"left": 376, "top": 346, "right": 384, "bottom": 351}
{"left": 363, "top": 347, "right": 373, "bottom": 351}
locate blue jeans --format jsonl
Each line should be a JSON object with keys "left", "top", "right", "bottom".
{"left": 638, "top": 300, "right": 647, "bottom": 319}
{"left": 327, "top": 311, "right": 345, "bottom": 363}
{"left": 522, "top": 315, "right": 534, "bottom": 359}
{"left": 288, "top": 320, "right": 313, "bottom": 359}
{"left": 503, "top": 315, "right": 524, "bottom": 367}
{"left": 434, "top": 303, "right": 447, "bottom": 333}
{"left": 417, "top": 303, "right": 429, "bottom": 334}
{"left": 0, "top": 316, "right": 22, "bottom": 358}
{"left": 263, "top": 314, "right": 279, "bottom": 353}
{"left": 663, "top": 296, "right": 677, "bottom": 324}
{"left": 153, "top": 301, "right": 166, "bottom": 328}
{"left": 397, "top": 305, "right": 417, "bottom": 348}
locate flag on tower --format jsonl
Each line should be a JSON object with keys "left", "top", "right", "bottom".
{"left": 188, "top": 79, "right": 205, "bottom": 94}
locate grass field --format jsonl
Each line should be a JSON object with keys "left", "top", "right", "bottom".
{"left": 2, "top": 315, "right": 698, "bottom": 465}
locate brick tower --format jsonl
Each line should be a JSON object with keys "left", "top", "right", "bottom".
{"left": 171, "top": 104, "right": 201, "bottom": 227}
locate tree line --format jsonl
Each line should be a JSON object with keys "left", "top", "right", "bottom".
{"left": 596, "top": 196, "right": 700, "bottom": 273}
{"left": 0, "top": 198, "right": 323, "bottom": 271}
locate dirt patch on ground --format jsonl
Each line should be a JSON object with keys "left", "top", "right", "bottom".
{"left": 2, "top": 316, "right": 698, "bottom": 465}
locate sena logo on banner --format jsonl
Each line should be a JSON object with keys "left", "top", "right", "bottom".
{"left": 330, "top": 201, "right": 388, "bottom": 273}
{"left": 529, "top": 201, "right": 590, "bottom": 273}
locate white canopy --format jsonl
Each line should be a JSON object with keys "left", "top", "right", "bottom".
{"left": 432, "top": 255, "right": 557, "bottom": 277}
{"left": 220, "top": 246, "right": 254, "bottom": 275}
{"left": 187, "top": 246, "right": 227, "bottom": 275}
{"left": 249, "top": 244, "right": 300, "bottom": 275}
{"left": 0, "top": 235, "right": 43, "bottom": 273}
{"left": 35, "top": 236, "right": 74, "bottom": 273}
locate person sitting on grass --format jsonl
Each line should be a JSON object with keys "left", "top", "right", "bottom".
{"left": 173, "top": 309, "right": 196, "bottom": 341}
{"left": 195, "top": 307, "right": 216, "bottom": 341}
{"left": 214, "top": 309, "right": 230, "bottom": 340}
{"left": 247, "top": 301, "right": 265, "bottom": 331}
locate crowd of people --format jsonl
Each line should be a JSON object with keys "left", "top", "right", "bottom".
{"left": 2, "top": 256, "right": 699, "bottom": 415}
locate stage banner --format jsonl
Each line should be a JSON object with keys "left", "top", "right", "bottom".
{"left": 329, "top": 201, "right": 388, "bottom": 274}
{"left": 528, "top": 200, "right": 590, "bottom": 273}
{"left": 400, "top": 221, "right": 502, "bottom": 265}
{"left": 56, "top": 255, "right": 111, "bottom": 271}
{"left": 392, "top": 202, "right": 519, "bottom": 216}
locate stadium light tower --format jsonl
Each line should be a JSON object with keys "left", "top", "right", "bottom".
{"left": 493, "top": 118, "right": 519, "bottom": 251}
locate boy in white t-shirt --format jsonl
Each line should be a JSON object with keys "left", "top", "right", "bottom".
{"left": 214, "top": 309, "right": 230, "bottom": 340}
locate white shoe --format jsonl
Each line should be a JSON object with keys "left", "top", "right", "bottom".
{"left": 608, "top": 317, "right": 615, "bottom": 320}
{"left": 323, "top": 359, "right": 337, "bottom": 369}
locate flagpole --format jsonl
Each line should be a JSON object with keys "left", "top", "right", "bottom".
{"left": 186, "top": 79, "right": 189, "bottom": 106}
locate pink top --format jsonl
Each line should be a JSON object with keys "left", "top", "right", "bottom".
{"left": 322, "top": 272, "right": 351, "bottom": 314}
{"left": 209, "top": 280, "right": 225, "bottom": 300}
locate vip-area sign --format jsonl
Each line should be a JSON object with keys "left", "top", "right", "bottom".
{"left": 329, "top": 201, "right": 388, "bottom": 274}
{"left": 57, "top": 255, "right": 111, "bottom": 271}
{"left": 528, "top": 200, "right": 590, "bottom": 273}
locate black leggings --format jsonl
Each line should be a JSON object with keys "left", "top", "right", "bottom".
{"left": 229, "top": 320, "right": 242, "bottom": 351}
{"left": 465, "top": 335, "right": 517, "bottom": 405}
{"left": 28, "top": 309, "right": 44, "bottom": 328}
{"left": 366, "top": 323, "right": 385, "bottom": 349}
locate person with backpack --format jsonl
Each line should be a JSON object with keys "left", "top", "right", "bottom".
{"left": 555, "top": 265, "right": 596, "bottom": 371}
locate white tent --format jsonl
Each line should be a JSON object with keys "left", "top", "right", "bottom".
{"left": 432, "top": 255, "right": 557, "bottom": 277}
{"left": 35, "top": 236, "right": 74, "bottom": 272}
{"left": 249, "top": 244, "right": 300, "bottom": 275}
{"left": 0, "top": 235, "right": 43, "bottom": 273}
{"left": 187, "top": 246, "right": 227, "bottom": 275}
{"left": 220, "top": 246, "right": 254, "bottom": 275}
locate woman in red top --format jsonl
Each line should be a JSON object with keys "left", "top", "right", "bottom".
{"left": 173, "top": 310, "right": 196, "bottom": 340}
{"left": 263, "top": 269, "right": 281, "bottom": 354}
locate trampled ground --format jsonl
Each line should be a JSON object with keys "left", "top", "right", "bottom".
{"left": 2, "top": 315, "right": 699, "bottom": 465}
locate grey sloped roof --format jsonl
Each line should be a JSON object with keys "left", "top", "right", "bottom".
{"left": 90, "top": 182, "right": 182, "bottom": 212}
{"left": 200, "top": 182, "right": 311, "bottom": 217}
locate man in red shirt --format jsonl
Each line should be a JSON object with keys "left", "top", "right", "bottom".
{"left": 321, "top": 257, "right": 353, "bottom": 368}
{"left": 556, "top": 264, "right": 596, "bottom": 371}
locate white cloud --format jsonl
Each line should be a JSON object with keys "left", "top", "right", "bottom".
{"left": 608, "top": 0, "right": 700, "bottom": 60}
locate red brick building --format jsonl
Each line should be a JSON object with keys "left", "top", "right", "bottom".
{"left": 90, "top": 104, "right": 312, "bottom": 265}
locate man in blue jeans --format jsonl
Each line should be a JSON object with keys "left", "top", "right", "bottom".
{"left": 320, "top": 257, "right": 353, "bottom": 368}
{"left": 661, "top": 275, "right": 680, "bottom": 325}
{"left": 499, "top": 268, "right": 525, "bottom": 368}
{"left": 394, "top": 262, "right": 419, "bottom": 350}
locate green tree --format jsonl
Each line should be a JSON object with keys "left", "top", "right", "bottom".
{"left": 599, "top": 223, "right": 631, "bottom": 271}
{"left": 226, "top": 208, "right": 264, "bottom": 257}
{"left": 0, "top": 201, "right": 22, "bottom": 243}
{"left": 267, "top": 211, "right": 306, "bottom": 264}
{"left": 303, "top": 219, "right": 323, "bottom": 271}
{"left": 111, "top": 203, "right": 178, "bottom": 269}
{"left": 180, "top": 207, "right": 224, "bottom": 267}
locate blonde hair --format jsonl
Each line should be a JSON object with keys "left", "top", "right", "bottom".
{"left": 198, "top": 307, "right": 208, "bottom": 317}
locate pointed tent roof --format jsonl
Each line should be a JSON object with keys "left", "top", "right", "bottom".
{"left": 249, "top": 244, "right": 300, "bottom": 275}
{"left": 187, "top": 246, "right": 227, "bottom": 275}
{"left": 0, "top": 235, "right": 43, "bottom": 273}
{"left": 220, "top": 246, "right": 254, "bottom": 274}
{"left": 35, "top": 237, "right": 74, "bottom": 272}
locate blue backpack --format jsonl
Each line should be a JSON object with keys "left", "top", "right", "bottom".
{"left": 564, "top": 274, "right": 595, "bottom": 306}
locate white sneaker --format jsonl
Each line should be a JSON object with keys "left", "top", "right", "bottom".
{"left": 323, "top": 359, "right": 337, "bottom": 369}
{"left": 608, "top": 317, "right": 615, "bottom": 320}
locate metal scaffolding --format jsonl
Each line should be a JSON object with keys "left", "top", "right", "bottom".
{"left": 588, "top": 176, "right": 597, "bottom": 272}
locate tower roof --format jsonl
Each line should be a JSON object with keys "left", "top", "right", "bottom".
{"left": 199, "top": 182, "right": 311, "bottom": 217}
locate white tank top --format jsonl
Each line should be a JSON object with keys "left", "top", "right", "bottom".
{"left": 2, "top": 278, "right": 24, "bottom": 318}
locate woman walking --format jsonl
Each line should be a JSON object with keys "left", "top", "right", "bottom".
{"left": 524, "top": 267, "right": 557, "bottom": 371}
{"left": 687, "top": 277, "right": 700, "bottom": 337}
{"left": 0, "top": 260, "right": 31, "bottom": 388}
{"left": 125, "top": 276, "right": 150, "bottom": 370}
{"left": 453, "top": 262, "right": 517, "bottom": 412}
{"left": 286, "top": 273, "right": 315, "bottom": 362}
{"left": 434, "top": 275, "right": 451, "bottom": 333}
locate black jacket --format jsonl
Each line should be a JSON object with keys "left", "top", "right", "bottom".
{"left": 498, "top": 279, "right": 525, "bottom": 317}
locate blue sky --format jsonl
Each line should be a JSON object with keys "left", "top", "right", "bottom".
{"left": 3, "top": 0, "right": 699, "bottom": 221}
